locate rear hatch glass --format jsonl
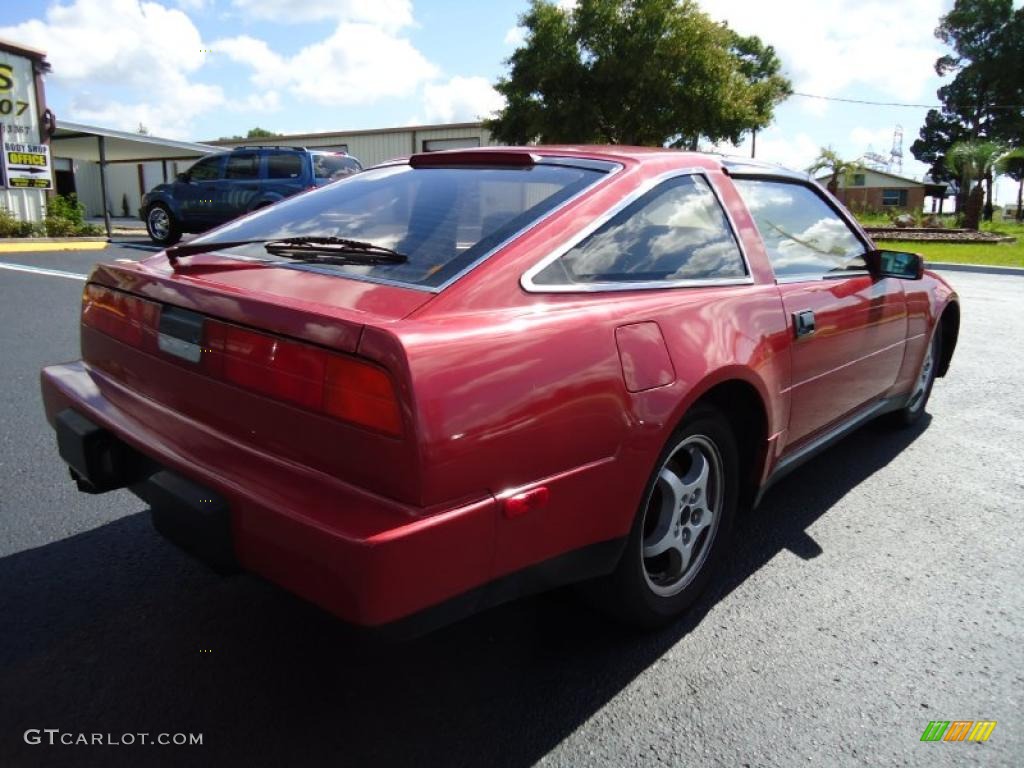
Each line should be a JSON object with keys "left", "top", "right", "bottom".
{"left": 185, "top": 160, "right": 609, "bottom": 290}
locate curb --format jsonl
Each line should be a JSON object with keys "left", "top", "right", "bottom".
{"left": 0, "top": 238, "right": 108, "bottom": 252}
{"left": 929, "top": 261, "right": 1024, "bottom": 277}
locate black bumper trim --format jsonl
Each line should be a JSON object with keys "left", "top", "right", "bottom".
{"left": 56, "top": 408, "right": 153, "bottom": 493}
{"left": 131, "top": 471, "right": 239, "bottom": 574}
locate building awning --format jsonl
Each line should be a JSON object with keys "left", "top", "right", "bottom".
{"left": 50, "top": 120, "right": 218, "bottom": 163}
{"left": 47, "top": 120, "right": 218, "bottom": 238}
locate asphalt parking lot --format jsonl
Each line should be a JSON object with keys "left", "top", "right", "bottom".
{"left": 0, "top": 246, "right": 1021, "bottom": 767}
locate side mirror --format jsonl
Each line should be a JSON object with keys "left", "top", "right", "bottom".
{"left": 865, "top": 249, "right": 924, "bottom": 280}
{"left": 176, "top": 172, "right": 191, "bottom": 183}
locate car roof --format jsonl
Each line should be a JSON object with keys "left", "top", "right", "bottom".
{"left": 402, "top": 145, "right": 810, "bottom": 180}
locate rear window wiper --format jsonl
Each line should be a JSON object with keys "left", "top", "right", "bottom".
{"left": 165, "top": 236, "right": 407, "bottom": 267}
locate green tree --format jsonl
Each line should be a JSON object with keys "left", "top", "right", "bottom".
{"left": 218, "top": 126, "right": 281, "bottom": 141}
{"left": 945, "top": 140, "right": 1011, "bottom": 229}
{"left": 244, "top": 127, "right": 279, "bottom": 139}
{"left": 807, "top": 147, "right": 863, "bottom": 195}
{"left": 995, "top": 147, "right": 1024, "bottom": 220}
{"left": 911, "top": 0, "right": 1024, "bottom": 219}
{"left": 486, "top": 0, "right": 791, "bottom": 149}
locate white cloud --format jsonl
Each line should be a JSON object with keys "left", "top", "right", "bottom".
{"left": 214, "top": 35, "right": 284, "bottom": 79}
{"left": 0, "top": 0, "right": 220, "bottom": 136}
{"left": 718, "top": 130, "right": 822, "bottom": 173}
{"left": 504, "top": 26, "right": 525, "bottom": 47}
{"left": 422, "top": 76, "right": 505, "bottom": 123}
{"left": 229, "top": 0, "right": 413, "bottom": 28}
{"left": 70, "top": 83, "right": 224, "bottom": 137}
{"left": 708, "top": 0, "right": 944, "bottom": 113}
{"left": 0, "top": 0, "right": 206, "bottom": 89}
{"left": 217, "top": 24, "right": 438, "bottom": 107}
{"left": 0, "top": 0, "right": 436, "bottom": 136}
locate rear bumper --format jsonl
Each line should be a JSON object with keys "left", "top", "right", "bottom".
{"left": 41, "top": 360, "right": 499, "bottom": 628}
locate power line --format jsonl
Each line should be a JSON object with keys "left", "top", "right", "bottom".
{"left": 791, "top": 91, "right": 1024, "bottom": 110}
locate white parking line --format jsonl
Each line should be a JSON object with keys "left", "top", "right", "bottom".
{"left": 0, "top": 262, "right": 87, "bottom": 281}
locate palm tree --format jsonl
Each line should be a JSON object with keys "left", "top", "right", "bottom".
{"left": 807, "top": 148, "right": 862, "bottom": 195}
{"left": 945, "top": 141, "right": 1010, "bottom": 230}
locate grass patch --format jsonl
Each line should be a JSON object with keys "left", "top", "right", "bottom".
{"left": 885, "top": 238, "right": 1023, "bottom": 268}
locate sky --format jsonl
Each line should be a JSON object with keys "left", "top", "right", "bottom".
{"left": 0, "top": 0, "right": 1020, "bottom": 202}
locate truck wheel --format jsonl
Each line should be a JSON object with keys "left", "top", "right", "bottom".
{"left": 146, "top": 203, "right": 182, "bottom": 246}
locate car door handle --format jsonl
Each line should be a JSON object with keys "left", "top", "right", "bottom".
{"left": 793, "top": 309, "right": 816, "bottom": 338}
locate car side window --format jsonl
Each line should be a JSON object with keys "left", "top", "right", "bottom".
{"left": 531, "top": 174, "right": 746, "bottom": 286}
{"left": 266, "top": 152, "right": 304, "bottom": 180}
{"left": 188, "top": 155, "right": 224, "bottom": 182}
{"left": 225, "top": 153, "right": 259, "bottom": 180}
{"left": 732, "top": 178, "right": 868, "bottom": 279}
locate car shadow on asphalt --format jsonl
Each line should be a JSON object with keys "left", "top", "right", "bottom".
{"left": 0, "top": 417, "right": 930, "bottom": 768}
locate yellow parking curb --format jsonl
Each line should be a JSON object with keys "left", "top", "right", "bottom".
{"left": 0, "top": 240, "right": 108, "bottom": 252}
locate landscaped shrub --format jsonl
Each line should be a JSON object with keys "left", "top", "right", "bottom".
{"left": 0, "top": 207, "right": 38, "bottom": 237}
{"left": 43, "top": 194, "right": 103, "bottom": 236}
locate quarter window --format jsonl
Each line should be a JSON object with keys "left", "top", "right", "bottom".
{"left": 531, "top": 174, "right": 746, "bottom": 286}
{"left": 266, "top": 153, "right": 304, "bottom": 179}
{"left": 732, "top": 178, "right": 867, "bottom": 279}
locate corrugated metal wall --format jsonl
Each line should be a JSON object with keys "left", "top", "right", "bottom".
{"left": 216, "top": 124, "right": 494, "bottom": 167}
{"left": 0, "top": 188, "right": 46, "bottom": 223}
{"left": 71, "top": 159, "right": 172, "bottom": 217}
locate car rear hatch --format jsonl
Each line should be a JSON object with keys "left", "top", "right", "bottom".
{"left": 79, "top": 255, "right": 432, "bottom": 505}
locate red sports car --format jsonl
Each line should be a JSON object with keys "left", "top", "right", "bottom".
{"left": 41, "top": 146, "right": 959, "bottom": 633}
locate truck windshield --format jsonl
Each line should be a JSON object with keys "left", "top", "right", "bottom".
{"left": 187, "top": 160, "right": 610, "bottom": 289}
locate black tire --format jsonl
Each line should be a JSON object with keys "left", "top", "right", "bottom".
{"left": 145, "top": 203, "right": 181, "bottom": 246}
{"left": 601, "top": 404, "right": 739, "bottom": 628}
{"left": 891, "top": 325, "right": 941, "bottom": 427}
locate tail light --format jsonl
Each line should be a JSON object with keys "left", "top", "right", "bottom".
{"left": 82, "top": 284, "right": 403, "bottom": 437}
{"left": 82, "top": 284, "right": 159, "bottom": 348}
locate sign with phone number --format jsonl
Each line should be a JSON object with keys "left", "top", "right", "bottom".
{"left": 3, "top": 140, "right": 52, "bottom": 189}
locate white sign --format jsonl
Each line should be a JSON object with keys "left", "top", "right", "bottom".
{"left": 0, "top": 48, "right": 42, "bottom": 189}
{"left": 2, "top": 134, "right": 52, "bottom": 189}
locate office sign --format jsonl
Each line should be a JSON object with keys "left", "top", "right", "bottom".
{"left": 2, "top": 135, "right": 52, "bottom": 188}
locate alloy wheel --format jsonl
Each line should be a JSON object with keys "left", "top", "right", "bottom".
{"left": 641, "top": 435, "right": 724, "bottom": 597}
{"left": 148, "top": 207, "right": 170, "bottom": 240}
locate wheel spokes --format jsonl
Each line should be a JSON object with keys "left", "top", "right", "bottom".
{"left": 642, "top": 442, "right": 717, "bottom": 586}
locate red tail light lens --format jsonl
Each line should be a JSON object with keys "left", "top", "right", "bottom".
{"left": 82, "top": 286, "right": 403, "bottom": 437}
{"left": 81, "top": 284, "right": 159, "bottom": 348}
{"left": 325, "top": 356, "right": 403, "bottom": 436}
{"left": 219, "top": 324, "right": 327, "bottom": 410}
{"left": 205, "top": 321, "right": 403, "bottom": 436}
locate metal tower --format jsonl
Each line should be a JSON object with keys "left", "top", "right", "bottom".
{"left": 889, "top": 125, "right": 904, "bottom": 175}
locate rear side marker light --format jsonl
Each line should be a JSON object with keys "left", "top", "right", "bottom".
{"left": 504, "top": 487, "right": 550, "bottom": 519}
